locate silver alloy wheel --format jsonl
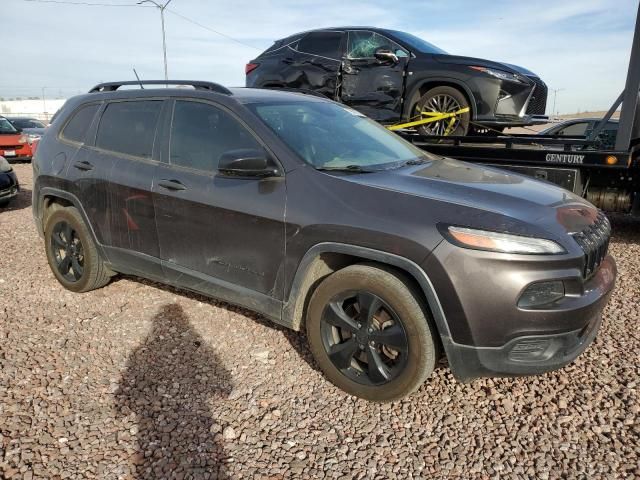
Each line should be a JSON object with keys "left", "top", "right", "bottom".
{"left": 420, "top": 93, "right": 463, "bottom": 136}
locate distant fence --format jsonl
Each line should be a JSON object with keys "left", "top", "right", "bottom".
{"left": 0, "top": 99, "right": 67, "bottom": 122}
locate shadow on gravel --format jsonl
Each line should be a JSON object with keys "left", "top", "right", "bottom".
{"left": 115, "top": 303, "right": 232, "bottom": 479}
{"left": 0, "top": 187, "right": 32, "bottom": 212}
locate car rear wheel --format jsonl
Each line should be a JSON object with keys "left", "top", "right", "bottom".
{"left": 44, "top": 206, "right": 112, "bottom": 293}
{"left": 306, "top": 264, "right": 439, "bottom": 402}
{"left": 415, "top": 86, "right": 470, "bottom": 136}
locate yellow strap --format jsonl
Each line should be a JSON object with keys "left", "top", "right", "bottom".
{"left": 386, "top": 107, "right": 469, "bottom": 131}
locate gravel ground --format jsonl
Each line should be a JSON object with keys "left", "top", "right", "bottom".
{"left": 1, "top": 162, "right": 638, "bottom": 479}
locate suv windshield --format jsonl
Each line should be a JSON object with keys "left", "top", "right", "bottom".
{"left": 248, "top": 101, "right": 435, "bottom": 170}
{"left": 0, "top": 117, "right": 18, "bottom": 134}
{"left": 387, "top": 30, "right": 448, "bottom": 55}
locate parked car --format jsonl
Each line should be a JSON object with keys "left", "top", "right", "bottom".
{"left": 246, "top": 27, "right": 549, "bottom": 136}
{"left": 33, "top": 81, "right": 615, "bottom": 401}
{"left": 540, "top": 118, "right": 619, "bottom": 149}
{"left": 0, "top": 155, "right": 19, "bottom": 207}
{"left": 0, "top": 116, "right": 33, "bottom": 161}
{"left": 6, "top": 116, "right": 47, "bottom": 143}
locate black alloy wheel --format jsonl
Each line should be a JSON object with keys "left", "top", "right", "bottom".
{"left": 50, "top": 220, "right": 85, "bottom": 282}
{"left": 320, "top": 290, "right": 409, "bottom": 386}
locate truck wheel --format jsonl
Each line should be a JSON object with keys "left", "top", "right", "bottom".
{"left": 306, "top": 264, "right": 439, "bottom": 402}
{"left": 415, "top": 86, "right": 470, "bottom": 136}
{"left": 44, "top": 206, "right": 112, "bottom": 293}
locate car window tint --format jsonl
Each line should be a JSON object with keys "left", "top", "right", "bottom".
{"left": 96, "top": 101, "right": 162, "bottom": 157}
{"left": 557, "top": 122, "right": 589, "bottom": 136}
{"left": 170, "top": 100, "right": 262, "bottom": 172}
{"left": 61, "top": 104, "right": 100, "bottom": 143}
{"left": 347, "top": 31, "right": 407, "bottom": 59}
{"left": 297, "top": 32, "right": 343, "bottom": 59}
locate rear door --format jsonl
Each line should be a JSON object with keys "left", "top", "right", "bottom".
{"left": 340, "top": 30, "right": 409, "bottom": 122}
{"left": 91, "top": 98, "right": 166, "bottom": 277}
{"left": 153, "top": 99, "right": 286, "bottom": 310}
{"left": 290, "top": 31, "right": 345, "bottom": 98}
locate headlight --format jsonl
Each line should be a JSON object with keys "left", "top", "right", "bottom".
{"left": 447, "top": 226, "right": 565, "bottom": 254}
{"left": 0, "top": 156, "right": 12, "bottom": 173}
{"left": 26, "top": 133, "right": 41, "bottom": 145}
{"left": 469, "top": 66, "right": 527, "bottom": 84}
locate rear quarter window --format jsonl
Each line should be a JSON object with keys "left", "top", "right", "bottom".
{"left": 297, "top": 32, "right": 343, "bottom": 59}
{"left": 60, "top": 104, "right": 100, "bottom": 143}
{"left": 95, "top": 100, "right": 163, "bottom": 158}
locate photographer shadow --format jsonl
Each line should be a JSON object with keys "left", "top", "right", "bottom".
{"left": 115, "top": 303, "right": 232, "bottom": 479}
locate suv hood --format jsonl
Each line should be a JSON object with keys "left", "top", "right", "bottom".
{"left": 433, "top": 54, "right": 540, "bottom": 78}
{"left": 339, "top": 157, "right": 596, "bottom": 236}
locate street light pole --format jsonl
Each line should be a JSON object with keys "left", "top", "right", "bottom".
{"left": 138, "top": 0, "right": 172, "bottom": 81}
{"left": 550, "top": 88, "right": 565, "bottom": 118}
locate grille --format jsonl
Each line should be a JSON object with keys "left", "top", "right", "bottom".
{"left": 525, "top": 76, "right": 548, "bottom": 115}
{"left": 0, "top": 145, "right": 24, "bottom": 151}
{"left": 571, "top": 211, "right": 611, "bottom": 278}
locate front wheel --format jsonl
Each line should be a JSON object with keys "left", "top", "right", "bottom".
{"left": 306, "top": 264, "right": 439, "bottom": 402}
{"left": 415, "top": 86, "right": 471, "bottom": 136}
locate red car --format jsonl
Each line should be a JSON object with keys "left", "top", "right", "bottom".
{"left": 0, "top": 116, "right": 32, "bottom": 161}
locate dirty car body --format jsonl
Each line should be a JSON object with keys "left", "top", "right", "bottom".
{"left": 246, "top": 27, "right": 548, "bottom": 128}
{"left": 32, "top": 84, "right": 614, "bottom": 400}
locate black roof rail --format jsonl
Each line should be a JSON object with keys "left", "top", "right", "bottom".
{"left": 88, "top": 80, "right": 232, "bottom": 95}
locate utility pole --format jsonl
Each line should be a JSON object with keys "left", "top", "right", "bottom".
{"left": 41, "top": 86, "right": 47, "bottom": 122}
{"left": 550, "top": 88, "right": 565, "bottom": 118}
{"left": 138, "top": 0, "right": 173, "bottom": 81}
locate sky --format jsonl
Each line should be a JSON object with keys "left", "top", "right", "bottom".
{"left": 1, "top": 0, "right": 638, "bottom": 114}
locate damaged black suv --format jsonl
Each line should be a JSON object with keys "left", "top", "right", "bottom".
{"left": 33, "top": 81, "right": 614, "bottom": 401}
{"left": 246, "top": 27, "right": 548, "bottom": 135}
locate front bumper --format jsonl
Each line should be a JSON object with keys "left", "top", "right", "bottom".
{"left": 0, "top": 170, "right": 20, "bottom": 202}
{"left": 424, "top": 241, "right": 617, "bottom": 382}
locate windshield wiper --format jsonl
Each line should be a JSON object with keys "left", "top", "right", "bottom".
{"left": 315, "top": 165, "right": 375, "bottom": 173}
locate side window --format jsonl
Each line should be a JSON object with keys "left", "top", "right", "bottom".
{"left": 170, "top": 100, "right": 262, "bottom": 172}
{"left": 95, "top": 100, "right": 162, "bottom": 158}
{"left": 61, "top": 104, "right": 100, "bottom": 144}
{"left": 297, "top": 32, "right": 343, "bottom": 59}
{"left": 556, "top": 122, "right": 589, "bottom": 136}
{"left": 347, "top": 31, "right": 407, "bottom": 59}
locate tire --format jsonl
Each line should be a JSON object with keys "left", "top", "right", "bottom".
{"left": 415, "top": 86, "right": 470, "bottom": 136}
{"left": 44, "top": 206, "right": 112, "bottom": 293}
{"left": 306, "top": 263, "right": 439, "bottom": 402}
{"left": 0, "top": 198, "right": 11, "bottom": 208}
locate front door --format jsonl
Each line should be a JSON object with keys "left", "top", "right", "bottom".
{"left": 340, "top": 30, "right": 409, "bottom": 123}
{"left": 153, "top": 99, "right": 286, "bottom": 309}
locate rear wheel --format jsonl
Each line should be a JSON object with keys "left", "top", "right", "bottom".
{"left": 44, "top": 206, "right": 112, "bottom": 293}
{"left": 415, "top": 86, "right": 470, "bottom": 136}
{"left": 306, "top": 264, "right": 438, "bottom": 402}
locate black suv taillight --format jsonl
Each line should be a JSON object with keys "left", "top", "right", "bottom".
{"left": 245, "top": 63, "right": 259, "bottom": 75}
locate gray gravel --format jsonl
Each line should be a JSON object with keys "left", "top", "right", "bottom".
{"left": 1, "top": 162, "right": 639, "bottom": 479}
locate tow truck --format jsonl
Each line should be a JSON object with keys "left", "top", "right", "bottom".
{"left": 387, "top": 5, "right": 640, "bottom": 216}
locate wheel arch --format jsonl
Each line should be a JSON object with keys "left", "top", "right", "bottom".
{"left": 37, "top": 188, "right": 107, "bottom": 258}
{"left": 404, "top": 78, "right": 476, "bottom": 121}
{"left": 283, "top": 243, "right": 454, "bottom": 351}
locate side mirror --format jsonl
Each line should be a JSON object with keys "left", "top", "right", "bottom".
{"left": 218, "top": 149, "right": 279, "bottom": 178}
{"left": 374, "top": 48, "right": 398, "bottom": 64}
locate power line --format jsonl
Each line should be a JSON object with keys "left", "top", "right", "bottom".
{"left": 14, "top": 0, "right": 151, "bottom": 7}
{"left": 166, "top": 8, "right": 263, "bottom": 50}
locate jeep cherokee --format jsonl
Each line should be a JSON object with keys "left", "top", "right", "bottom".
{"left": 32, "top": 81, "right": 616, "bottom": 401}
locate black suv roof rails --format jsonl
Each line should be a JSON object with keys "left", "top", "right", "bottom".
{"left": 88, "top": 80, "right": 233, "bottom": 95}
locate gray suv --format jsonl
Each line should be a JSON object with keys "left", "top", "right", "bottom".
{"left": 32, "top": 80, "right": 616, "bottom": 401}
